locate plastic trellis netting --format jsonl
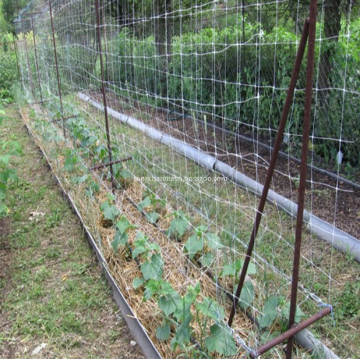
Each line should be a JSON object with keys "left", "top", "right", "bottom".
{"left": 15, "top": 0, "right": 360, "bottom": 358}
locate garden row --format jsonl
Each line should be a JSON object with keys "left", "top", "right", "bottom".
{"left": 23, "top": 102, "right": 309, "bottom": 358}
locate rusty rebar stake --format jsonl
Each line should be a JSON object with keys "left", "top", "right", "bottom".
{"left": 30, "top": 15, "right": 43, "bottom": 104}
{"left": 95, "top": 0, "right": 115, "bottom": 191}
{"left": 250, "top": 307, "right": 331, "bottom": 358}
{"left": 227, "top": 18, "right": 310, "bottom": 328}
{"left": 49, "top": 0, "right": 66, "bottom": 137}
{"left": 90, "top": 157, "right": 132, "bottom": 171}
{"left": 286, "top": 0, "right": 318, "bottom": 358}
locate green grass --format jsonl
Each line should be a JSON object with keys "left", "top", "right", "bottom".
{"left": 0, "top": 105, "right": 143, "bottom": 359}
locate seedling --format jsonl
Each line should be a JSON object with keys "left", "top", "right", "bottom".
{"left": 184, "top": 225, "right": 223, "bottom": 265}
{"left": 137, "top": 196, "right": 161, "bottom": 224}
{"left": 111, "top": 215, "right": 136, "bottom": 251}
{"left": 132, "top": 232, "right": 164, "bottom": 281}
{"left": 100, "top": 196, "right": 120, "bottom": 226}
{"left": 167, "top": 210, "right": 188, "bottom": 239}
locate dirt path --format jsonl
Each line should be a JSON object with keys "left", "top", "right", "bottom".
{"left": 0, "top": 105, "right": 144, "bottom": 359}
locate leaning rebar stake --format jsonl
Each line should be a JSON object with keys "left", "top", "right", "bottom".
{"left": 94, "top": 0, "right": 115, "bottom": 192}
{"left": 286, "top": 0, "right": 318, "bottom": 357}
{"left": 49, "top": 0, "right": 66, "bottom": 138}
{"left": 228, "top": 18, "right": 310, "bottom": 328}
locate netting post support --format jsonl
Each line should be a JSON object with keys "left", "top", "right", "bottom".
{"left": 227, "top": 18, "right": 310, "bottom": 328}
{"left": 286, "top": 0, "right": 318, "bottom": 358}
{"left": 49, "top": 0, "right": 66, "bottom": 138}
{"left": 13, "top": 35, "right": 21, "bottom": 84}
{"left": 23, "top": 29, "right": 36, "bottom": 100}
{"left": 29, "top": 14, "right": 43, "bottom": 104}
{"left": 95, "top": 0, "right": 115, "bottom": 192}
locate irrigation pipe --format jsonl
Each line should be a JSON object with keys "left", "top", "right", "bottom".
{"left": 79, "top": 92, "right": 360, "bottom": 264}
{"left": 22, "top": 115, "right": 161, "bottom": 359}
{"left": 105, "top": 89, "right": 360, "bottom": 191}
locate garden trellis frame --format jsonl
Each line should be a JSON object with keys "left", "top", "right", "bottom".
{"left": 14, "top": 0, "right": 360, "bottom": 358}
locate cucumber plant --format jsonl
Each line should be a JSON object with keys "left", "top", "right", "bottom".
{"left": 137, "top": 194, "right": 163, "bottom": 224}
{"left": 135, "top": 278, "right": 237, "bottom": 357}
{"left": 100, "top": 195, "right": 120, "bottom": 226}
{"left": 167, "top": 210, "right": 189, "bottom": 239}
{"left": 131, "top": 232, "right": 164, "bottom": 283}
{"left": 184, "top": 225, "right": 223, "bottom": 267}
{"left": 111, "top": 215, "right": 136, "bottom": 251}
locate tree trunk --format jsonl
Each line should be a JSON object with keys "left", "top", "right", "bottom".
{"left": 318, "top": 0, "right": 342, "bottom": 94}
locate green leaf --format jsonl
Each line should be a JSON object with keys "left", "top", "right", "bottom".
{"left": 221, "top": 259, "right": 256, "bottom": 277}
{"left": 146, "top": 211, "right": 160, "bottom": 224}
{"left": 196, "top": 297, "right": 226, "bottom": 321}
{"left": 169, "top": 214, "right": 188, "bottom": 238}
{"left": 205, "top": 324, "right": 237, "bottom": 356}
{"left": 199, "top": 252, "right": 214, "bottom": 267}
{"left": 172, "top": 313, "right": 192, "bottom": 349}
{"left": 137, "top": 196, "right": 151, "bottom": 211}
{"left": 141, "top": 253, "right": 164, "bottom": 281}
{"left": 0, "top": 183, "right": 6, "bottom": 196}
{"left": 222, "top": 263, "right": 237, "bottom": 277}
{"left": 156, "top": 322, "right": 171, "bottom": 341}
{"left": 115, "top": 216, "right": 133, "bottom": 233}
{"left": 119, "top": 168, "right": 131, "bottom": 179}
{"left": 173, "top": 287, "right": 197, "bottom": 322}
{"left": 259, "top": 296, "right": 279, "bottom": 328}
{"left": 143, "top": 280, "right": 161, "bottom": 300}
{"left": 158, "top": 291, "right": 181, "bottom": 317}
{"left": 132, "top": 277, "right": 145, "bottom": 289}
{"left": 239, "top": 281, "right": 254, "bottom": 310}
{"left": 132, "top": 245, "right": 146, "bottom": 259}
{"left": 247, "top": 262, "right": 257, "bottom": 275}
{"left": 206, "top": 232, "right": 222, "bottom": 250}
{"left": 111, "top": 231, "right": 128, "bottom": 251}
{"left": 73, "top": 174, "right": 88, "bottom": 184}
{"left": 281, "top": 302, "right": 305, "bottom": 323}
{"left": 184, "top": 234, "right": 204, "bottom": 259}
{"left": 0, "top": 155, "right": 10, "bottom": 165}
{"left": 102, "top": 203, "right": 120, "bottom": 223}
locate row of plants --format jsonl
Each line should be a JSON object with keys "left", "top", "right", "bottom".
{"left": 28, "top": 102, "right": 308, "bottom": 358}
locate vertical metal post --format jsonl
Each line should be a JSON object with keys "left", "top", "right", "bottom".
{"left": 49, "top": 0, "right": 66, "bottom": 137}
{"left": 13, "top": 36, "right": 21, "bottom": 82}
{"left": 286, "top": 0, "right": 317, "bottom": 358}
{"left": 228, "top": 19, "right": 310, "bottom": 327}
{"left": 24, "top": 34, "right": 36, "bottom": 99}
{"left": 95, "top": 0, "right": 115, "bottom": 191}
{"left": 30, "top": 15, "right": 43, "bottom": 103}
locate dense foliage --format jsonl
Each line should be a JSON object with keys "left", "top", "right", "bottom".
{"left": 105, "top": 17, "right": 360, "bottom": 169}
{"left": 0, "top": 38, "right": 17, "bottom": 100}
